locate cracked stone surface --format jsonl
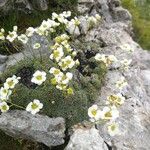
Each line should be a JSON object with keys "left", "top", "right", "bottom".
{"left": 0, "top": 110, "right": 65, "bottom": 147}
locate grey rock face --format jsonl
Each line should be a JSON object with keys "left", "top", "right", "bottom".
{"left": 14, "top": 0, "right": 32, "bottom": 13}
{"left": 112, "top": 7, "right": 132, "bottom": 22}
{"left": 78, "top": 0, "right": 94, "bottom": 14}
{"left": 30, "top": 0, "right": 48, "bottom": 11}
{"left": 65, "top": 127, "right": 108, "bottom": 150}
{"left": 5, "top": 34, "right": 50, "bottom": 69}
{"left": 0, "top": 0, "right": 13, "bottom": 14}
{"left": 0, "top": 54, "right": 8, "bottom": 64}
{"left": 0, "top": 54, "right": 7, "bottom": 74}
{"left": 0, "top": 0, "right": 48, "bottom": 15}
{"left": 0, "top": 110, "right": 65, "bottom": 147}
{"left": 78, "top": 0, "right": 150, "bottom": 149}
{"left": 0, "top": 63, "right": 6, "bottom": 73}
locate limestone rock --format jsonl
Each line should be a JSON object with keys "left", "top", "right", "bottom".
{"left": 14, "top": 0, "right": 32, "bottom": 13}
{"left": 0, "top": 0, "right": 13, "bottom": 15}
{"left": 5, "top": 34, "right": 50, "bottom": 69}
{"left": 30, "top": 0, "right": 48, "bottom": 11}
{"left": 65, "top": 127, "right": 108, "bottom": 150}
{"left": 0, "top": 54, "right": 8, "bottom": 64}
{"left": 0, "top": 64, "right": 6, "bottom": 73}
{"left": 0, "top": 110, "right": 65, "bottom": 147}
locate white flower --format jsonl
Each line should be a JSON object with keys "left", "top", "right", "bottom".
{"left": 13, "top": 26, "right": 18, "bottom": 32}
{"left": 75, "top": 59, "right": 80, "bottom": 65}
{"left": 18, "top": 34, "right": 28, "bottom": 44}
{"left": 40, "top": 20, "right": 51, "bottom": 31}
{"left": 62, "top": 11, "right": 71, "bottom": 18}
{"left": 55, "top": 34, "right": 69, "bottom": 44}
{"left": 33, "top": 43, "right": 41, "bottom": 49}
{"left": 107, "top": 122, "right": 119, "bottom": 136}
{"left": 0, "top": 28, "right": 5, "bottom": 40}
{"left": 52, "top": 13, "right": 68, "bottom": 24}
{"left": 88, "top": 104, "right": 101, "bottom": 122}
{"left": 116, "top": 77, "right": 128, "bottom": 90}
{"left": 120, "top": 59, "right": 132, "bottom": 71}
{"left": 100, "top": 106, "right": 119, "bottom": 121}
{"left": 47, "top": 19, "right": 60, "bottom": 28}
{"left": 87, "top": 16, "right": 97, "bottom": 29}
{"left": 35, "top": 27, "right": 45, "bottom": 36}
{"left": 49, "top": 67, "right": 61, "bottom": 76}
{"left": 95, "top": 54, "right": 117, "bottom": 66}
{"left": 0, "top": 87, "right": 12, "bottom": 101}
{"left": 0, "top": 102, "right": 9, "bottom": 112}
{"left": 120, "top": 44, "right": 134, "bottom": 53}
{"left": 58, "top": 55, "right": 75, "bottom": 71}
{"left": 70, "top": 17, "right": 80, "bottom": 26}
{"left": 72, "top": 51, "right": 77, "bottom": 56}
{"left": 1, "top": 28, "right": 5, "bottom": 33}
{"left": 50, "top": 46, "right": 64, "bottom": 62}
{"left": 95, "top": 14, "right": 101, "bottom": 21}
{"left": 52, "top": 12, "right": 59, "bottom": 20}
{"left": 4, "top": 75, "right": 20, "bottom": 89}
{"left": 66, "top": 72, "right": 73, "bottom": 80}
{"left": 26, "top": 99, "right": 43, "bottom": 115}
{"left": 56, "top": 84, "right": 67, "bottom": 90}
{"left": 107, "top": 93, "right": 125, "bottom": 106}
{"left": 95, "top": 53, "right": 105, "bottom": 61}
{"left": 31, "top": 70, "right": 46, "bottom": 85}
{"left": 26, "top": 27, "right": 35, "bottom": 37}
{"left": 6, "top": 31, "right": 18, "bottom": 42}
{"left": 61, "top": 72, "right": 73, "bottom": 84}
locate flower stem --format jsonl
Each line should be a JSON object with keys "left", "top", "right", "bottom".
{"left": 8, "top": 101, "right": 25, "bottom": 110}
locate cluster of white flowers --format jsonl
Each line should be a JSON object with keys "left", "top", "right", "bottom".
{"left": 49, "top": 33, "right": 79, "bottom": 93}
{"left": 0, "top": 11, "right": 102, "bottom": 115}
{"left": 89, "top": 45, "right": 133, "bottom": 136}
{"left": 0, "top": 75, "right": 44, "bottom": 115}
{"left": 6, "top": 26, "right": 18, "bottom": 42}
{"left": 120, "top": 43, "right": 134, "bottom": 53}
{"left": 0, "top": 75, "right": 20, "bottom": 112}
{"left": 86, "top": 14, "right": 101, "bottom": 29}
{"left": 91, "top": 51, "right": 130, "bottom": 136}
{"left": 120, "top": 59, "right": 132, "bottom": 71}
{"left": 88, "top": 102, "right": 120, "bottom": 136}
{"left": 49, "top": 67, "right": 73, "bottom": 93}
{"left": 95, "top": 53, "right": 118, "bottom": 67}
{"left": 116, "top": 76, "right": 128, "bottom": 90}
{"left": 88, "top": 91, "right": 125, "bottom": 136}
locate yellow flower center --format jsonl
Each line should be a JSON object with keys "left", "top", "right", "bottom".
{"left": 109, "top": 95, "right": 117, "bottom": 101}
{"left": 54, "top": 69, "right": 60, "bottom": 75}
{"left": 105, "top": 111, "right": 112, "bottom": 118}
{"left": 8, "top": 80, "right": 14, "bottom": 87}
{"left": 91, "top": 109, "right": 97, "bottom": 116}
{"left": 9, "top": 33, "right": 14, "bottom": 38}
{"left": 111, "top": 125, "right": 116, "bottom": 131}
{"left": 2, "top": 105, "right": 7, "bottom": 111}
{"left": 3, "top": 89, "right": 7, "bottom": 94}
{"left": 36, "top": 75, "right": 42, "bottom": 80}
{"left": 31, "top": 103, "right": 38, "bottom": 110}
{"left": 53, "top": 51, "right": 60, "bottom": 58}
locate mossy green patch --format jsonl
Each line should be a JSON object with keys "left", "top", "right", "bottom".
{"left": 0, "top": 55, "right": 106, "bottom": 128}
